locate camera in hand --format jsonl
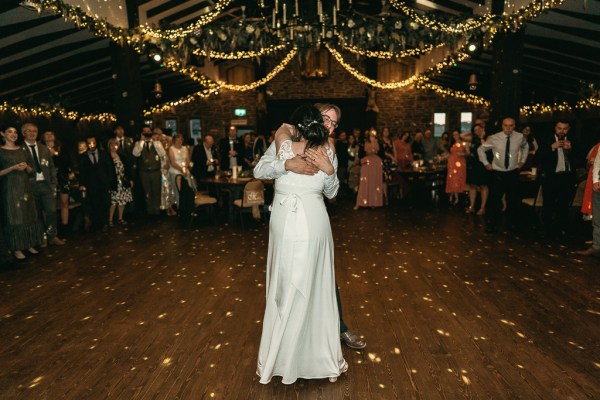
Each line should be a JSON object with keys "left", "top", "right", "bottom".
{"left": 143, "top": 133, "right": 152, "bottom": 138}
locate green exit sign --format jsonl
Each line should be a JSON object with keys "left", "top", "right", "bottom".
{"left": 234, "top": 108, "right": 246, "bottom": 117}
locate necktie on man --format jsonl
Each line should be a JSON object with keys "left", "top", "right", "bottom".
{"left": 119, "top": 139, "right": 124, "bottom": 151}
{"left": 29, "top": 145, "right": 42, "bottom": 173}
{"left": 504, "top": 136, "right": 510, "bottom": 169}
{"left": 92, "top": 151, "right": 97, "bottom": 165}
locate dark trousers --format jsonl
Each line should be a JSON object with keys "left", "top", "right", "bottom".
{"left": 82, "top": 185, "right": 110, "bottom": 230}
{"left": 335, "top": 283, "right": 348, "bottom": 333}
{"left": 486, "top": 170, "right": 520, "bottom": 229}
{"left": 140, "top": 170, "right": 162, "bottom": 215}
{"left": 542, "top": 173, "right": 576, "bottom": 233}
{"left": 32, "top": 181, "right": 58, "bottom": 239}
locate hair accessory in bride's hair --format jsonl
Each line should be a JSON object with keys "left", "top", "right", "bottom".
{"left": 297, "top": 120, "right": 320, "bottom": 129}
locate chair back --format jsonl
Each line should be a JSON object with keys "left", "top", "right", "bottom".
{"left": 242, "top": 179, "right": 265, "bottom": 207}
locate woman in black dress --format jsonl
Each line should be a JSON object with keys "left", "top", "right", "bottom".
{"left": 465, "top": 124, "right": 489, "bottom": 215}
{"left": 0, "top": 126, "right": 43, "bottom": 260}
{"left": 42, "top": 131, "right": 71, "bottom": 238}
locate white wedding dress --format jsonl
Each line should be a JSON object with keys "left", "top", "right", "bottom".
{"left": 257, "top": 140, "right": 347, "bottom": 384}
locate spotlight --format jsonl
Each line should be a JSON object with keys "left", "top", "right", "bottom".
{"left": 152, "top": 53, "right": 162, "bottom": 62}
{"left": 467, "top": 43, "right": 478, "bottom": 53}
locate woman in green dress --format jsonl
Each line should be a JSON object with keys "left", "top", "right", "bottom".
{"left": 0, "top": 126, "right": 43, "bottom": 260}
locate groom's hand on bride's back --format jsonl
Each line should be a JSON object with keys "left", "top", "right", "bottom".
{"left": 285, "top": 155, "right": 319, "bottom": 175}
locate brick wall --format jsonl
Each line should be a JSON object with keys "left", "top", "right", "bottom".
{"left": 153, "top": 53, "right": 488, "bottom": 139}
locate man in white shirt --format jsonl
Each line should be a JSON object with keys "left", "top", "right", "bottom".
{"left": 477, "top": 117, "right": 528, "bottom": 233}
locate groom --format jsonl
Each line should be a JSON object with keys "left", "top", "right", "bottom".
{"left": 253, "top": 103, "right": 366, "bottom": 350}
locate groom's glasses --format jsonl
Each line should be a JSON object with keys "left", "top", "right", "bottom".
{"left": 321, "top": 114, "right": 338, "bottom": 129}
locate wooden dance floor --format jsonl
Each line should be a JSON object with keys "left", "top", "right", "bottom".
{"left": 0, "top": 204, "right": 598, "bottom": 399}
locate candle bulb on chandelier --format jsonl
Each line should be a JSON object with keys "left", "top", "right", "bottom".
{"left": 295, "top": 0, "right": 299, "bottom": 16}
{"left": 272, "top": 9, "right": 276, "bottom": 28}
{"left": 333, "top": 6, "right": 337, "bottom": 26}
{"left": 336, "top": 0, "right": 340, "bottom": 10}
{"left": 283, "top": 3, "right": 286, "bottom": 24}
{"left": 275, "top": 0, "right": 278, "bottom": 14}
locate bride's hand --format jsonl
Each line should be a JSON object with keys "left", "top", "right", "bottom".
{"left": 304, "top": 147, "right": 334, "bottom": 176}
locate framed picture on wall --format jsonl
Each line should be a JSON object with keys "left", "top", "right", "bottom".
{"left": 165, "top": 118, "right": 177, "bottom": 136}
{"left": 189, "top": 118, "right": 202, "bottom": 142}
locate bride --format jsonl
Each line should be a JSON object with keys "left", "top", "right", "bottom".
{"left": 256, "top": 104, "right": 348, "bottom": 384}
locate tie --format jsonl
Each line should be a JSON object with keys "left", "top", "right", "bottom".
{"left": 504, "top": 136, "right": 510, "bottom": 169}
{"left": 29, "top": 145, "right": 42, "bottom": 173}
{"left": 145, "top": 142, "right": 151, "bottom": 152}
{"left": 92, "top": 151, "right": 98, "bottom": 165}
{"left": 119, "top": 139, "right": 124, "bottom": 151}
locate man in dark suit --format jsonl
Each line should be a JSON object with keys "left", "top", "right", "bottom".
{"left": 536, "top": 120, "right": 578, "bottom": 238}
{"left": 78, "top": 135, "right": 112, "bottom": 232}
{"left": 21, "top": 122, "right": 65, "bottom": 245}
{"left": 218, "top": 125, "right": 241, "bottom": 171}
{"left": 114, "top": 125, "right": 134, "bottom": 164}
{"left": 191, "top": 134, "right": 218, "bottom": 183}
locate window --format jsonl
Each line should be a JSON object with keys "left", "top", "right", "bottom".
{"left": 165, "top": 119, "right": 177, "bottom": 136}
{"left": 460, "top": 112, "right": 473, "bottom": 132}
{"left": 433, "top": 113, "right": 446, "bottom": 137}
{"left": 189, "top": 119, "right": 201, "bottom": 142}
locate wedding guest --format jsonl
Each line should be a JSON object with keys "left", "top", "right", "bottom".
{"left": 477, "top": 117, "right": 528, "bottom": 233}
{"left": 537, "top": 120, "right": 578, "bottom": 239}
{"left": 380, "top": 127, "right": 395, "bottom": 181}
{"left": 133, "top": 126, "right": 165, "bottom": 216}
{"left": 78, "top": 135, "right": 112, "bottom": 232}
{"left": 422, "top": 129, "right": 437, "bottom": 162}
{"left": 218, "top": 126, "right": 240, "bottom": 170}
{"left": 335, "top": 131, "right": 350, "bottom": 186}
{"left": 114, "top": 125, "right": 134, "bottom": 165}
{"left": 355, "top": 129, "right": 384, "bottom": 210}
{"left": 42, "top": 131, "right": 71, "bottom": 238}
{"left": 153, "top": 128, "right": 175, "bottom": 216}
{"left": 446, "top": 130, "right": 468, "bottom": 206}
{"left": 465, "top": 124, "right": 489, "bottom": 215}
{"left": 412, "top": 130, "right": 425, "bottom": 160}
{"left": 239, "top": 133, "right": 254, "bottom": 170}
{"left": 77, "top": 141, "right": 87, "bottom": 155}
{"left": 22, "top": 123, "right": 65, "bottom": 245}
{"left": 521, "top": 125, "right": 539, "bottom": 171}
{"left": 437, "top": 131, "right": 451, "bottom": 159}
{"left": 191, "top": 134, "right": 218, "bottom": 183}
{"left": 581, "top": 139, "right": 600, "bottom": 221}
{"left": 0, "top": 126, "right": 43, "bottom": 260}
{"left": 575, "top": 148, "right": 600, "bottom": 257}
{"left": 253, "top": 132, "right": 268, "bottom": 160}
{"left": 168, "top": 133, "right": 190, "bottom": 208}
{"left": 393, "top": 131, "right": 413, "bottom": 168}
{"left": 347, "top": 133, "right": 361, "bottom": 193}
{"left": 107, "top": 138, "right": 133, "bottom": 227}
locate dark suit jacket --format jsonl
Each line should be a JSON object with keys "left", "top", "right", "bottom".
{"left": 191, "top": 144, "right": 218, "bottom": 182}
{"left": 116, "top": 136, "right": 135, "bottom": 165}
{"left": 23, "top": 141, "right": 57, "bottom": 189}
{"left": 536, "top": 134, "right": 578, "bottom": 179}
{"left": 78, "top": 150, "right": 113, "bottom": 192}
{"left": 218, "top": 136, "right": 242, "bottom": 170}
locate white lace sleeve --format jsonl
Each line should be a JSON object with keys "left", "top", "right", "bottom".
{"left": 323, "top": 146, "right": 339, "bottom": 199}
{"left": 253, "top": 141, "right": 287, "bottom": 180}
{"left": 277, "top": 140, "right": 294, "bottom": 161}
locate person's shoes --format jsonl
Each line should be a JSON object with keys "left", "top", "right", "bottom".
{"left": 27, "top": 247, "right": 39, "bottom": 255}
{"left": 118, "top": 219, "right": 127, "bottom": 226}
{"left": 49, "top": 237, "right": 66, "bottom": 246}
{"left": 329, "top": 360, "right": 349, "bottom": 383}
{"left": 340, "top": 331, "right": 366, "bottom": 350}
{"left": 583, "top": 214, "right": 593, "bottom": 222}
{"left": 466, "top": 206, "right": 475, "bottom": 214}
{"left": 574, "top": 247, "right": 600, "bottom": 257}
{"left": 476, "top": 208, "right": 485, "bottom": 216}
{"left": 14, "top": 251, "right": 26, "bottom": 260}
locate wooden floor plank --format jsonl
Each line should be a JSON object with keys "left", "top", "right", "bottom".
{"left": 0, "top": 203, "right": 598, "bottom": 399}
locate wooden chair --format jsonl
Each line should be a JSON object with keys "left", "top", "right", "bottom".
{"left": 521, "top": 183, "right": 543, "bottom": 225}
{"left": 176, "top": 175, "right": 217, "bottom": 228}
{"left": 233, "top": 179, "right": 266, "bottom": 230}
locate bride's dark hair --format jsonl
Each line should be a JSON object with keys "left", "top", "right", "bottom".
{"left": 290, "top": 104, "right": 328, "bottom": 150}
